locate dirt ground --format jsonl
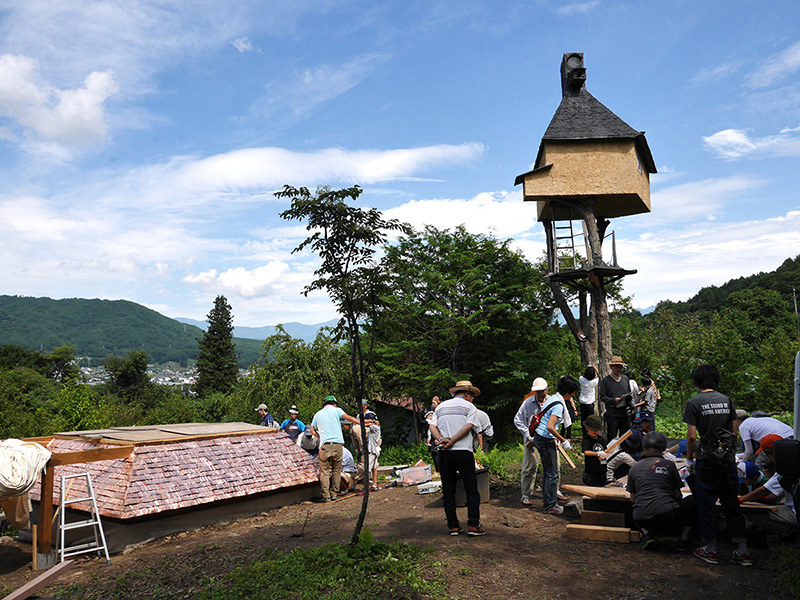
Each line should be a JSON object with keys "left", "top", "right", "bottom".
{"left": 0, "top": 467, "right": 789, "bottom": 600}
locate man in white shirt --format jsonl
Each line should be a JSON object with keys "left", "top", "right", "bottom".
{"left": 734, "top": 411, "right": 794, "bottom": 461}
{"left": 514, "top": 377, "right": 547, "bottom": 505}
{"left": 430, "top": 380, "right": 486, "bottom": 537}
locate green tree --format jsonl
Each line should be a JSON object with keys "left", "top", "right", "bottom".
{"left": 194, "top": 295, "right": 239, "bottom": 397}
{"left": 372, "top": 226, "right": 565, "bottom": 427}
{"left": 277, "top": 184, "right": 408, "bottom": 544}
{"left": 104, "top": 350, "right": 152, "bottom": 400}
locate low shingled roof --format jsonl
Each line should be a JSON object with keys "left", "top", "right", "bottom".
{"left": 29, "top": 423, "right": 319, "bottom": 519}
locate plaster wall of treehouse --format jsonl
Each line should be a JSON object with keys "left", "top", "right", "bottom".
{"left": 515, "top": 52, "right": 656, "bottom": 374}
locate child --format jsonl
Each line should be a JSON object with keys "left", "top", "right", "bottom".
{"left": 365, "top": 410, "right": 382, "bottom": 492}
{"left": 581, "top": 414, "right": 608, "bottom": 486}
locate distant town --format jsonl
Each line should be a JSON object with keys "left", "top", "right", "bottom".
{"left": 79, "top": 362, "right": 250, "bottom": 390}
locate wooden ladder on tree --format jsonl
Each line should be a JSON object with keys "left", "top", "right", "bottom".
{"left": 549, "top": 204, "right": 580, "bottom": 273}
{"left": 57, "top": 472, "right": 110, "bottom": 564}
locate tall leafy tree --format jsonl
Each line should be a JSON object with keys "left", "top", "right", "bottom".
{"left": 195, "top": 295, "right": 239, "bottom": 397}
{"left": 372, "top": 225, "right": 566, "bottom": 423}
{"left": 277, "top": 184, "right": 408, "bottom": 544}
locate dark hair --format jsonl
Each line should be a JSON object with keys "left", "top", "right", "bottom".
{"left": 641, "top": 376, "right": 652, "bottom": 387}
{"left": 692, "top": 364, "right": 720, "bottom": 390}
{"left": 642, "top": 431, "right": 667, "bottom": 452}
{"left": 641, "top": 368, "right": 652, "bottom": 378}
{"left": 583, "top": 366, "right": 596, "bottom": 381}
{"left": 557, "top": 375, "right": 580, "bottom": 396}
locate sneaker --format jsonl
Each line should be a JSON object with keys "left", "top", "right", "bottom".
{"left": 641, "top": 531, "right": 657, "bottom": 551}
{"left": 330, "top": 495, "right": 337, "bottom": 501}
{"left": 693, "top": 547, "right": 719, "bottom": 565}
{"left": 467, "top": 525, "right": 487, "bottom": 536}
{"left": 521, "top": 496, "right": 533, "bottom": 505}
{"left": 449, "top": 527, "right": 463, "bottom": 536}
{"left": 557, "top": 490, "right": 570, "bottom": 504}
{"left": 545, "top": 505, "right": 564, "bottom": 515}
{"left": 730, "top": 551, "right": 753, "bottom": 567}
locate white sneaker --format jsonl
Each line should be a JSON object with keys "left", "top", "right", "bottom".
{"left": 545, "top": 505, "right": 564, "bottom": 515}
{"left": 521, "top": 496, "right": 532, "bottom": 505}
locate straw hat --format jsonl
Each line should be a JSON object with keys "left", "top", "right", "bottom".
{"left": 609, "top": 356, "right": 627, "bottom": 367}
{"left": 449, "top": 380, "right": 481, "bottom": 397}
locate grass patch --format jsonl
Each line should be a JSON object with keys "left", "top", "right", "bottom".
{"left": 379, "top": 441, "right": 432, "bottom": 467}
{"left": 769, "top": 545, "right": 800, "bottom": 600}
{"left": 476, "top": 444, "right": 522, "bottom": 482}
{"left": 197, "top": 530, "right": 449, "bottom": 600}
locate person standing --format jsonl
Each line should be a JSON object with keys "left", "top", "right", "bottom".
{"left": 429, "top": 380, "right": 485, "bottom": 536}
{"left": 255, "top": 403, "right": 274, "bottom": 427}
{"left": 533, "top": 377, "right": 574, "bottom": 515}
{"left": 514, "top": 377, "right": 547, "bottom": 505}
{"left": 578, "top": 365, "right": 599, "bottom": 435}
{"left": 683, "top": 364, "right": 751, "bottom": 566}
{"left": 279, "top": 405, "right": 305, "bottom": 442}
{"left": 308, "top": 396, "right": 360, "bottom": 502}
{"left": 599, "top": 356, "right": 632, "bottom": 440}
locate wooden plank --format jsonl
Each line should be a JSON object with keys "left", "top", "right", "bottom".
{"left": 566, "top": 524, "right": 635, "bottom": 543}
{"left": 580, "top": 510, "right": 626, "bottom": 527}
{"left": 629, "top": 529, "right": 641, "bottom": 542}
{"left": 558, "top": 444, "right": 576, "bottom": 469}
{"left": 1, "top": 559, "right": 74, "bottom": 600}
{"left": 740, "top": 502, "right": 779, "bottom": 511}
{"left": 562, "top": 484, "right": 630, "bottom": 501}
{"left": 49, "top": 445, "right": 134, "bottom": 466}
{"left": 604, "top": 430, "right": 632, "bottom": 455}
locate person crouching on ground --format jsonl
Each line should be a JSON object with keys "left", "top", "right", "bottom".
{"left": 581, "top": 414, "right": 607, "bottom": 487}
{"left": 533, "top": 376, "right": 576, "bottom": 515}
{"left": 627, "top": 431, "right": 696, "bottom": 551}
{"left": 429, "top": 380, "right": 486, "bottom": 536}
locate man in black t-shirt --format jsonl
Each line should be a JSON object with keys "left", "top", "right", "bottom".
{"left": 683, "top": 364, "right": 751, "bottom": 567}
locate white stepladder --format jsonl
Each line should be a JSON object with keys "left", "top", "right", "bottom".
{"left": 57, "top": 472, "right": 110, "bottom": 564}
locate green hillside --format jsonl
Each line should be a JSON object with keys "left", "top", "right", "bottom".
{"left": 659, "top": 254, "right": 800, "bottom": 319}
{"left": 0, "top": 295, "right": 263, "bottom": 367}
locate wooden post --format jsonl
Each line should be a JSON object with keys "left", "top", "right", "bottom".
{"left": 37, "top": 462, "right": 55, "bottom": 568}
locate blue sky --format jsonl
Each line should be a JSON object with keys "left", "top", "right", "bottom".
{"left": 1, "top": 1, "right": 800, "bottom": 326}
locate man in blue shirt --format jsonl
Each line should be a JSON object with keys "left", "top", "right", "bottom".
{"left": 309, "top": 396, "right": 360, "bottom": 502}
{"left": 279, "top": 405, "right": 305, "bottom": 442}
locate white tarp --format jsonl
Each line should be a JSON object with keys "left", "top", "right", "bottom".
{"left": 0, "top": 439, "right": 52, "bottom": 499}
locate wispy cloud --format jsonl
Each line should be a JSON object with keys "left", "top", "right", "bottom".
{"left": 619, "top": 209, "right": 800, "bottom": 307}
{"left": 703, "top": 127, "right": 800, "bottom": 159}
{"left": 648, "top": 176, "right": 767, "bottom": 223}
{"left": 259, "top": 53, "right": 391, "bottom": 121}
{"left": 232, "top": 37, "right": 255, "bottom": 53}
{"left": 746, "top": 40, "right": 800, "bottom": 88}
{"left": 689, "top": 62, "right": 740, "bottom": 85}
{"left": 556, "top": 1, "right": 600, "bottom": 16}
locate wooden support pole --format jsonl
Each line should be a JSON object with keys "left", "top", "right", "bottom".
{"left": 37, "top": 463, "right": 54, "bottom": 567}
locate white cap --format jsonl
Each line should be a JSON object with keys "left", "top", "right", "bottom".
{"left": 530, "top": 377, "right": 548, "bottom": 391}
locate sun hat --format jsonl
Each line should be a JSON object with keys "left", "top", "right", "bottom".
{"left": 635, "top": 410, "right": 654, "bottom": 423}
{"left": 254, "top": 403, "right": 268, "bottom": 412}
{"left": 609, "top": 356, "right": 626, "bottom": 366}
{"left": 584, "top": 414, "right": 602, "bottom": 431}
{"left": 449, "top": 380, "right": 481, "bottom": 397}
{"left": 323, "top": 395, "right": 338, "bottom": 406}
{"left": 530, "top": 377, "right": 548, "bottom": 391}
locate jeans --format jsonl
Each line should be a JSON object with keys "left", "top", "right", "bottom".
{"left": 439, "top": 450, "right": 481, "bottom": 529}
{"left": 534, "top": 434, "right": 559, "bottom": 511}
{"left": 695, "top": 456, "right": 747, "bottom": 544}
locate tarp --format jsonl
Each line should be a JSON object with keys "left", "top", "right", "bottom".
{"left": 0, "top": 439, "right": 52, "bottom": 499}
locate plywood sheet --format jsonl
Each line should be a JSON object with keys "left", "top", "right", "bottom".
{"left": 158, "top": 422, "right": 265, "bottom": 436}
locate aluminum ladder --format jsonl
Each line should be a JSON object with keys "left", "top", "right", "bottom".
{"left": 58, "top": 472, "right": 110, "bottom": 564}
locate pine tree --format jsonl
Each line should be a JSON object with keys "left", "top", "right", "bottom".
{"left": 194, "top": 296, "right": 239, "bottom": 397}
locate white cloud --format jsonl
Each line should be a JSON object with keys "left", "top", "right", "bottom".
{"left": 689, "top": 62, "right": 740, "bottom": 85}
{"left": 618, "top": 210, "right": 800, "bottom": 308}
{"left": 260, "top": 53, "right": 391, "bottom": 120}
{"left": 556, "top": 1, "right": 600, "bottom": 16}
{"left": 648, "top": 176, "right": 766, "bottom": 223}
{"left": 703, "top": 127, "right": 800, "bottom": 159}
{"left": 747, "top": 40, "right": 800, "bottom": 89}
{"left": 0, "top": 54, "right": 117, "bottom": 158}
{"left": 183, "top": 263, "right": 290, "bottom": 298}
{"left": 385, "top": 189, "right": 537, "bottom": 239}
{"left": 232, "top": 37, "right": 254, "bottom": 53}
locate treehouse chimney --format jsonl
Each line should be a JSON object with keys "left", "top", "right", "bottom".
{"left": 515, "top": 52, "right": 656, "bottom": 222}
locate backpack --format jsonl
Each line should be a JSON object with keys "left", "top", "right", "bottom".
{"left": 528, "top": 400, "right": 560, "bottom": 437}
